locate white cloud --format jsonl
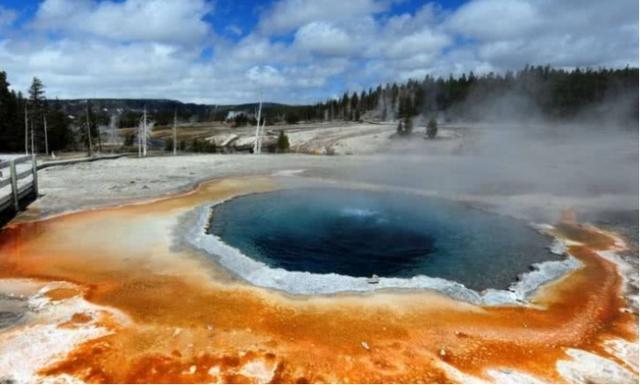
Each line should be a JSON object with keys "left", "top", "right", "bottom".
{"left": 230, "top": 36, "right": 285, "bottom": 63}
{"left": 294, "top": 22, "right": 353, "bottom": 56}
{"left": 259, "top": 0, "right": 387, "bottom": 34}
{"left": 447, "top": 0, "right": 539, "bottom": 41}
{"left": 384, "top": 28, "right": 451, "bottom": 59}
{"left": 246, "top": 65, "right": 286, "bottom": 87}
{"left": 284, "top": 58, "right": 350, "bottom": 87}
{"left": 444, "top": 0, "right": 638, "bottom": 69}
{"left": 32, "top": 0, "right": 212, "bottom": 45}
{"left": 0, "top": 0, "right": 636, "bottom": 104}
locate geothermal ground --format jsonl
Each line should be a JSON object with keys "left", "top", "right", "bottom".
{"left": 0, "top": 122, "right": 637, "bottom": 383}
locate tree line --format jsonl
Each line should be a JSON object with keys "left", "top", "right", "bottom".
{"left": 0, "top": 73, "right": 73, "bottom": 153}
{"left": 310, "top": 65, "right": 639, "bottom": 125}
{"left": 1, "top": 65, "right": 637, "bottom": 153}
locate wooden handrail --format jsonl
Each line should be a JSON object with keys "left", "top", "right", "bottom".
{"left": 0, "top": 155, "right": 31, "bottom": 168}
{"left": 0, "top": 155, "right": 38, "bottom": 213}
{"left": 9, "top": 160, "right": 18, "bottom": 210}
{"left": 16, "top": 169, "right": 32, "bottom": 180}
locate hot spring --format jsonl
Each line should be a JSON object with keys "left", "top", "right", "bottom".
{"left": 199, "top": 188, "right": 573, "bottom": 299}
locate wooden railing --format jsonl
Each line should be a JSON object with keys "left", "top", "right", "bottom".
{"left": 0, "top": 155, "right": 38, "bottom": 214}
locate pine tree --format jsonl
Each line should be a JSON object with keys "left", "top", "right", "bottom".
{"left": 0, "top": 71, "right": 23, "bottom": 151}
{"left": 28, "top": 77, "right": 46, "bottom": 153}
{"left": 350, "top": 92, "right": 359, "bottom": 121}
{"left": 309, "top": 66, "right": 638, "bottom": 127}
{"left": 28, "top": 77, "right": 45, "bottom": 106}
{"left": 276, "top": 130, "right": 290, "bottom": 153}
{"left": 45, "top": 102, "right": 71, "bottom": 152}
{"left": 404, "top": 116, "right": 413, "bottom": 135}
{"left": 80, "top": 100, "right": 98, "bottom": 156}
{"left": 426, "top": 117, "right": 438, "bottom": 139}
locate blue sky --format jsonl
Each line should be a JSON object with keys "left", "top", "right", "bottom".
{"left": 0, "top": 0, "right": 637, "bottom": 104}
{"left": 206, "top": 0, "right": 466, "bottom": 40}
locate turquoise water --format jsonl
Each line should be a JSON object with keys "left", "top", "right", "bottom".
{"left": 208, "top": 188, "right": 558, "bottom": 291}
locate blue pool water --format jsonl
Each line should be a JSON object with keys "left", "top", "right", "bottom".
{"left": 208, "top": 188, "right": 559, "bottom": 291}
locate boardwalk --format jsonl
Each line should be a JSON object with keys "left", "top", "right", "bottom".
{"left": 0, "top": 154, "right": 38, "bottom": 223}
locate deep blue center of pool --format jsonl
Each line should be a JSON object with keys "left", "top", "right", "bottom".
{"left": 208, "top": 188, "right": 558, "bottom": 291}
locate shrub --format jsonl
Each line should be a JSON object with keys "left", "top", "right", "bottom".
{"left": 191, "top": 139, "right": 216, "bottom": 153}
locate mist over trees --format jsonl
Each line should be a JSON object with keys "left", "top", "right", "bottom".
{"left": 312, "top": 66, "right": 639, "bottom": 126}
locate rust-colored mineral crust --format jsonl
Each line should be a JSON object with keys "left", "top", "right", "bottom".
{"left": 0, "top": 177, "right": 636, "bottom": 383}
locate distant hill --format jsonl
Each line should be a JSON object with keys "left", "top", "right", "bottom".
{"left": 51, "top": 98, "right": 288, "bottom": 118}
{"left": 47, "top": 98, "right": 302, "bottom": 127}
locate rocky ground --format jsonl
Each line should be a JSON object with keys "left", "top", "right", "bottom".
{"left": 11, "top": 122, "right": 461, "bottom": 216}
{"left": 17, "top": 123, "right": 635, "bottom": 224}
{"left": 150, "top": 120, "right": 402, "bottom": 154}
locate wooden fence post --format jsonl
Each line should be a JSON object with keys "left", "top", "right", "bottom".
{"left": 9, "top": 160, "right": 19, "bottom": 211}
{"left": 31, "top": 154, "right": 38, "bottom": 196}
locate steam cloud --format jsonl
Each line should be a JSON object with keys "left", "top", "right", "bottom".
{"left": 328, "top": 93, "right": 639, "bottom": 223}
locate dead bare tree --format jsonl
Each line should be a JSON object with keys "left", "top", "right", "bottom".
{"left": 85, "top": 100, "right": 93, "bottom": 157}
{"left": 257, "top": 118, "right": 266, "bottom": 153}
{"left": 142, "top": 107, "right": 148, "bottom": 157}
{"left": 43, "top": 115, "right": 49, "bottom": 156}
{"left": 24, "top": 105, "right": 29, "bottom": 155}
{"left": 137, "top": 106, "right": 149, "bottom": 158}
{"left": 30, "top": 119, "right": 34, "bottom": 155}
{"left": 172, "top": 109, "right": 177, "bottom": 156}
{"left": 253, "top": 94, "right": 263, "bottom": 154}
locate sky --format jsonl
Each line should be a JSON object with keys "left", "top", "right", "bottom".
{"left": 0, "top": 0, "right": 637, "bottom": 105}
